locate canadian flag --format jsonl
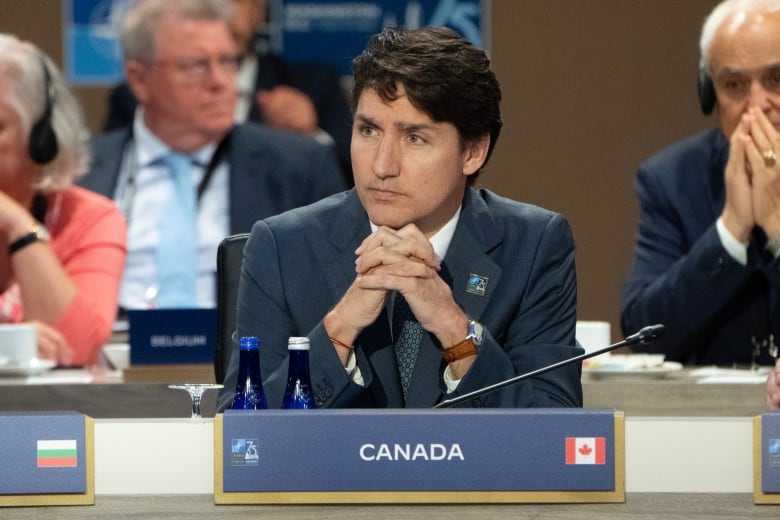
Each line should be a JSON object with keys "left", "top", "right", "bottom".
{"left": 565, "top": 437, "right": 606, "bottom": 465}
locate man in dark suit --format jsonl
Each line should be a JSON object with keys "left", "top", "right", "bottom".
{"left": 218, "top": 27, "right": 582, "bottom": 410}
{"left": 622, "top": 0, "right": 780, "bottom": 367}
{"left": 103, "top": 0, "right": 353, "bottom": 185}
{"left": 78, "top": 0, "right": 345, "bottom": 310}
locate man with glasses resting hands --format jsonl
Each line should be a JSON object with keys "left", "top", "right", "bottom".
{"left": 79, "top": 0, "right": 345, "bottom": 311}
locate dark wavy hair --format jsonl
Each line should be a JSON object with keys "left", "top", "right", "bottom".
{"left": 351, "top": 26, "right": 503, "bottom": 183}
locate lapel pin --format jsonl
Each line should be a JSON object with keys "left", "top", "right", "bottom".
{"left": 466, "top": 273, "right": 489, "bottom": 296}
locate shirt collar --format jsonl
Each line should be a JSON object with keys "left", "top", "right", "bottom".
{"left": 132, "top": 108, "right": 217, "bottom": 168}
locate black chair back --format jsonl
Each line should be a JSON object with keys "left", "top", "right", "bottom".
{"left": 215, "top": 233, "right": 250, "bottom": 384}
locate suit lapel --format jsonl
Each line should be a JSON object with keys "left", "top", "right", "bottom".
{"left": 321, "top": 190, "right": 370, "bottom": 298}
{"left": 361, "top": 310, "right": 404, "bottom": 406}
{"left": 83, "top": 129, "right": 132, "bottom": 198}
{"left": 708, "top": 129, "right": 729, "bottom": 220}
{"left": 442, "top": 192, "right": 503, "bottom": 324}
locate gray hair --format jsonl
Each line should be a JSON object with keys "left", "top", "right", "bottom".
{"left": 0, "top": 34, "right": 89, "bottom": 191}
{"left": 700, "top": 0, "right": 780, "bottom": 71}
{"left": 121, "top": 0, "right": 234, "bottom": 63}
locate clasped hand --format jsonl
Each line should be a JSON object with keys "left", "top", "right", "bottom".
{"left": 723, "top": 107, "right": 780, "bottom": 242}
{"left": 325, "top": 224, "right": 467, "bottom": 356}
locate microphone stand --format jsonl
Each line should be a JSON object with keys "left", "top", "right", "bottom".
{"left": 433, "top": 324, "right": 665, "bottom": 408}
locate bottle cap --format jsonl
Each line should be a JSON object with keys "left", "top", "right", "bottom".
{"left": 239, "top": 336, "right": 260, "bottom": 350}
{"left": 288, "top": 336, "right": 310, "bottom": 350}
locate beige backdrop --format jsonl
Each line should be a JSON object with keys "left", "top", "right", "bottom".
{"left": 1, "top": 0, "right": 720, "bottom": 342}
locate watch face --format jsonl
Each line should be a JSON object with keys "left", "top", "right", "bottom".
{"left": 468, "top": 320, "right": 484, "bottom": 346}
{"left": 34, "top": 224, "right": 50, "bottom": 242}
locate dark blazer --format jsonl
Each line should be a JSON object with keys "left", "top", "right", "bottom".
{"left": 217, "top": 188, "right": 583, "bottom": 411}
{"left": 104, "top": 53, "right": 353, "bottom": 185}
{"left": 78, "top": 123, "right": 347, "bottom": 235}
{"left": 621, "top": 128, "right": 780, "bottom": 365}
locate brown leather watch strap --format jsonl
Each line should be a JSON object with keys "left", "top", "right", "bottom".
{"left": 441, "top": 338, "right": 478, "bottom": 363}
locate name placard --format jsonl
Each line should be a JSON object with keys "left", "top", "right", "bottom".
{"left": 215, "top": 409, "right": 624, "bottom": 504}
{"left": 0, "top": 411, "right": 94, "bottom": 506}
{"left": 754, "top": 413, "right": 780, "bottom": 503}
{"left": 129, "top": 309, "right": 216, "bottom": 365}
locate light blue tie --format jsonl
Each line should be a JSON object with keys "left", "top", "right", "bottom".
{"left": 155, "top": 152, "right": 198, "bottom": 308}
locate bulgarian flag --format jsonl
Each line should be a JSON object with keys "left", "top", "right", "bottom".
{"left": 37, "top": 440, "right": 77, "bottom": 468}
{"left": 565, "top": 437, "right": 606, "bottom": 465}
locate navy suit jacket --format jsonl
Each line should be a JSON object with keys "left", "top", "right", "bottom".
{"left": 621, "top": 128, "right": 780, "bottom": 365}
{"left": 217, "top": 188, "right": 583, "bottom": 411}
{"left": 78, "top": 122, "right": 347, "bottom": 235}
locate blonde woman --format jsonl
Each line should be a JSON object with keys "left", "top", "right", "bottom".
{"left": 0, "top": 34, "right": 126, "bottom": 366}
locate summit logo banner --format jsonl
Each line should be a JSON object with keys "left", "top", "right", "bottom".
{"left": 565, "top": 437, "right": 606, "bottom": 465}
{"left": 231, "top": 438, "right": 259, "bottom": 467}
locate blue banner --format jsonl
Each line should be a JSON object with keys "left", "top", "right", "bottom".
{"left": 64, "top": 0, "right": 488, "bottom": 84}
{"left": 221, "top": 408, "right": 616, "bottom": 493}
{"left": 272, "top": 0, "right": 489, "bottom": 75}
{"left": 64, "top": 0, "right": 128, "bottom": 85}
{"left": 0, "top": 412, "right": 87, "bottom": 494}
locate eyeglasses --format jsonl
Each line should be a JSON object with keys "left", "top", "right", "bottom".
{"left": 713, "top": 64, "right": 780, "bottom": 100}
{"left": 149, "top": 53, "right": 242, "bottom": 80}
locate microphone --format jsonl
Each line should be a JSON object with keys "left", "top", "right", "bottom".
{"left": 433, "top": 323, "right": 666, "bottom": 408}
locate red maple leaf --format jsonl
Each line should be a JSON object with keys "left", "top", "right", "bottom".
{"left": 579, "top": 443, "right": 592, "bottom": 456}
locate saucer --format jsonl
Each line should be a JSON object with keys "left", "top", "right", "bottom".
{"left": 0, "top": 358, "right": 56, "bottom": 376}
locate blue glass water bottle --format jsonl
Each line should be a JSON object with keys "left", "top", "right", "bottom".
{"left": 231, "top": 336, "right": 268, "bottom": 410}
{"left": 282, "top": 337, "right": 316, "bottom": 409}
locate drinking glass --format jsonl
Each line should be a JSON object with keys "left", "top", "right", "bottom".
{"left": 168, "top": 383, "right": 223, "bottom": 418}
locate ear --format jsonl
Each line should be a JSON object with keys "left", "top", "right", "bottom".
{"left": 124, "top": 61, "right": 150, "bottom": 105}
{"left": 462, "top": 134, "right": 490, "bottom": 177}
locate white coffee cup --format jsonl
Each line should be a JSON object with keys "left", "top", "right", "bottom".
{"left": 0, "top": 324, "right": 37, "bottom": 366}
{"left": 576, "top": 321, "right": 611, "bottom": 356}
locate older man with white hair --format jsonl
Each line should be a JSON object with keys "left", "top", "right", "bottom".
{"left": 622, "top": 0, "right": 780, "bottom": 371}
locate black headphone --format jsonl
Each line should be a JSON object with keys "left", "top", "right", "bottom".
{"left": 697, "top": 65, "right": 716, "bottom": 115}
{"left": 28, "top": 53, "right": 59, "bottom": 164}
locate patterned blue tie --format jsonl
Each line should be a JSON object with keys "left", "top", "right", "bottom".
{"left": 392, "top": 294, "right": 424, "bottom": 401}
{"left": 155, "top": 152, "right": 198, "bottom": 308}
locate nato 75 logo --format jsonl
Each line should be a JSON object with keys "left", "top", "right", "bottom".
{"left": 231, "top": 438, "right": 259, "bottom": 467}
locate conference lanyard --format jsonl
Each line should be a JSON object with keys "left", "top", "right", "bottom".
{"left": 115, "top": 133, "right": 230, "bottom": 224}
